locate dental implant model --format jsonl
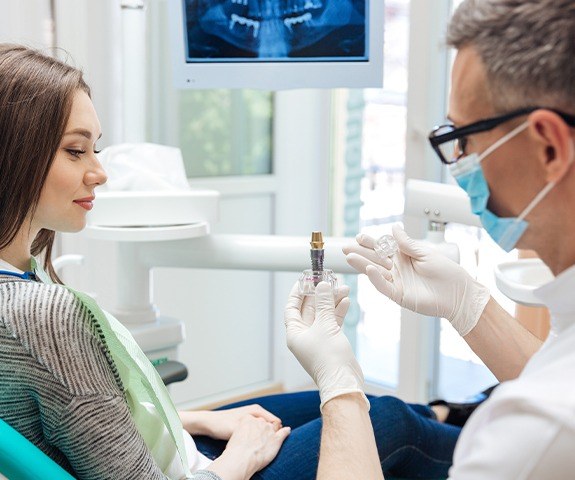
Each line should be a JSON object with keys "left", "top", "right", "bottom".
{"left": 298, "top": 231, "right": 338, "bottom": 296}
{"left": 310, "top": 231, "right": 325, "bottom": 273}
{"left": 374, "top": 234, "right": 398, "bottom": 259}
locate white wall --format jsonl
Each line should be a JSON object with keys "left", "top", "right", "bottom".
{"left": 54, "top": 0, "right": 123, "bottom": 148}
{"left": 0, "top": 0, "right": 52, "bottom": 47}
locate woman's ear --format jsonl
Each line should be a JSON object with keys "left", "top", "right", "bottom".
{"left": 528, "top": 109, "right": 575, "bottom": 183}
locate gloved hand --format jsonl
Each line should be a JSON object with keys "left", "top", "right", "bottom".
{"left": 284, "top": 282, "right": 369, "bottom": 411}
{"left": 343, "top": 224, "right": 490, "bottom": 336}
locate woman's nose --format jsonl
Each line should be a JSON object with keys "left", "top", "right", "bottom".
{"left": 86, "top": 156, "right": 108, "bottom": 186}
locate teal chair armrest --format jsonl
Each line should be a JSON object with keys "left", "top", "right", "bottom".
{"left": 0, "top": 361, "right": 187, "bottom": 479}
{"left": 0, "top": 418, "right": 75, "bottom": 480}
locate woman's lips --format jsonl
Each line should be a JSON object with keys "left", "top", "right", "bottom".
{"left": 74, "top": 198, "right": 94, "bottom": 211}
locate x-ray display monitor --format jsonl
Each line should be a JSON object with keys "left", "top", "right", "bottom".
{"left": 169, "top": 0, "right": 384, "bottom": 89}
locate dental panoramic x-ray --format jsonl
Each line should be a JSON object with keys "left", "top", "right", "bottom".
{"left": 184, "top": 0, "right": 367, "bottom": 60}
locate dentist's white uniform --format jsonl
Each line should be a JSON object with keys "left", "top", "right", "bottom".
{"left": 450, "top": 265, "right": 575, "bottom": 479}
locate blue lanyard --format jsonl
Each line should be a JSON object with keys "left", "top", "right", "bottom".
{"left": 0, "top": 270, "right": 37, "bottom": 280}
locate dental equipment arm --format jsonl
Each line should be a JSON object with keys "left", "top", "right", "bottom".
{"left": 140, "top": 234, "right": 356, "bottom": 273}
{"left": 95, "top": 234, "right": 357, "bottom": 326}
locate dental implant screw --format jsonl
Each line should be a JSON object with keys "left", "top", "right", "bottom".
{"left": 310, "top": 231, "right": 324, "bottom": 271}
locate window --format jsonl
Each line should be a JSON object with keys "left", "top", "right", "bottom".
{"left": 355, "top": 0, "right": 410, "bottom": 389}
{"left": 177, "top": 90, "right": 273, "bottom": 177}
{"left": 147, "top": 0, "right": 273, "bottom": 178}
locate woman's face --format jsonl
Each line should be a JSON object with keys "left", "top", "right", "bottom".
{"left": 32, "top": 90, "right": 107, "bottom": 234}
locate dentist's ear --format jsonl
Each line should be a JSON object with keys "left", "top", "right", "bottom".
{"left": 528, "top": 109, "right": 575, "bottom": 183}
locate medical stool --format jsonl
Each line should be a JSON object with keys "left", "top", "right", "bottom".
{"left": 0, "top": 360, "right": 188, "bottom": 480}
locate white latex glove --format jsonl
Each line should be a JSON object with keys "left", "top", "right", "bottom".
{"left": 343, "top": 224, "right": 490, "bottom": 336}
{"left": 284, "top": 282, "right": 369, "bottom": 411}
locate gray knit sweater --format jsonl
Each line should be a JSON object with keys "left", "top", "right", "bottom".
{"left": 0, "top": 275, "right": 222, "bottom": 480}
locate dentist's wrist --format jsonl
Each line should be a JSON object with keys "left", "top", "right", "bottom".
{"left": 320, "top": 388, "right": 370, "bottom": 413}
{"left": 451, "top": 281, "right": 490, "bottom": 337}
{"left": 322, "top": 392, "right": 371, "bottom": 416}
{"left": 318, "top": 369, "right": 369, "bottom": 412}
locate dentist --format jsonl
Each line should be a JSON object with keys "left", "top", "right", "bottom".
{"left": 287, "top": 0, "right": 575, "bottom": 478}
{"left": 0, "top": 44, "right": 292, "bottom": 480}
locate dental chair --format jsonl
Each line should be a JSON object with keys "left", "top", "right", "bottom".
{"left": 0, "top": 360, "right": 188, "bottom": 480}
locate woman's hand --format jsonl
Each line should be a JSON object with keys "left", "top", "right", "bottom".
{"left": 227, "top": 415, "right": 291, "bottom": 475}
{"left": 179, "top": 404, "right": 282, "bottom": 440}
{"left": 205, "top": 415, "right": 291, "bottom": 480}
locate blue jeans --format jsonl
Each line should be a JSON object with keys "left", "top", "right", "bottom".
{"left": 193, "top": 391, "right": 460, "bottom": 479}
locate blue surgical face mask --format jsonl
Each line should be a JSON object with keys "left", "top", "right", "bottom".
{"left": 449, "top": 121, "right": 556, "bottom": 252}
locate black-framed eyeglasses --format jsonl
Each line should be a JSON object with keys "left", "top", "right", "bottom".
{"left": 428, "top": 107, "right": 575, "bottom": 165}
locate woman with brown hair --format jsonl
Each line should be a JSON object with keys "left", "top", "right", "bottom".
{"left": 0, "top": 44, "right": 291, "bottom": 480}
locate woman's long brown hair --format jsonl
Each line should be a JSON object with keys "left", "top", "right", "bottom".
{"left": 0, "top": 44, "right": 91, "bottom": 283}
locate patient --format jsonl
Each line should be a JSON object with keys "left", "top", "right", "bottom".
{"left": 0, "top": 43, "right": 486, "bottom": 480}
{"left": 0, "top": 43, "right": 290, "bottom": 480}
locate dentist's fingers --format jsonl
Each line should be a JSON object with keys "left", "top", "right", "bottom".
{"left": 366, "top": 265, "right": 399, "bottom": 302}
{"left": 355, "top": 233, "right": 377, "bottom": 249}
{"left": 314, "top": 282, "right": 337, "bottom": 327}
{"left": 346, "top": 252, "right": 376, "bottom": 274}
{"left": 300, "top": 294, "right": 315, "bottom": 327}
{"left": 285, "top": 282, "right": 304, "bottom": 311}
{"left": 284, "top": 283, "right": 305, "bottom": 332}
{"left": 334, "top": 285, "right": 350, "bottom": 306}
{"left": 343, "top": 241, "right": 392, "bottom": 267}
{"left": 343, "top": 241, "right": 394, "bottom": 269}
{"left": 299, "top": 284, "right": 349, "bottom": 328}
{"left": 346, "top": 253, "right": 394, "bottom": 281}
{"left": 334, "top": 297, "right": 350, "bottom": 327}
{"left": 392, "top": 224, "right": 427, "bottom": 259}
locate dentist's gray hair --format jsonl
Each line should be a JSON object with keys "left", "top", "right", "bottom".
{"left": 447, "top": 0, "right": 575, "bottom": 112}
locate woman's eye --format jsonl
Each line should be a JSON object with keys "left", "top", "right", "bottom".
{"left": 66, "top": 149, "right": 86, "bottom": 158}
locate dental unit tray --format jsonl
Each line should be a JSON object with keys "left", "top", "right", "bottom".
{"left": 87, "top": 191, "right": 219, "bottom": 227}
{"left": 85, "top": 190, "right": 219, "bottom": 242}
{"left": 494, "top": 258, "right": 554, "bottom": 307}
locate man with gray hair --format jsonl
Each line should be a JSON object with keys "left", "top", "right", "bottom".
{"left": 286, "top": 0, "right": 575, "bottom": 478}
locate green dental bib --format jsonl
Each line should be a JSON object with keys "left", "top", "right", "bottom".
{"left": 32, "top": 258, "right": 189, "bottom": 477}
